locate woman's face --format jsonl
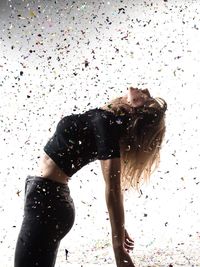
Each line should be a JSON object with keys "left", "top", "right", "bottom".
{"left": 126, "top": 87, "right": 151, "bottom": 107}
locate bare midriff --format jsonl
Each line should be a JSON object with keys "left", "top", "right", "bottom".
{"left": 36, "top": 153, "right": 70, "bottom": 184}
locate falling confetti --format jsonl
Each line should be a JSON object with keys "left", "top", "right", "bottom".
{"left": 1, "top": 0, "right": 200, "bottom": 266}
{"left": 29, "top": 10, "right": 36, "bottom": 18}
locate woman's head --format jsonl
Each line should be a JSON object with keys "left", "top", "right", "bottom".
{"left": 126, "top": 87, "right": 151, "bottom": 107}
{"left": 105, "top": 87, "right": 167, "bottom": 190}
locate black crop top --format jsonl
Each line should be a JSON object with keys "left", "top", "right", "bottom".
{"left": 44, "top": 108, "right": 128, "bottom": 177}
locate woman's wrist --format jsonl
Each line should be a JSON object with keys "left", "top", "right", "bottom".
{"left": 113, "top": 245, "right": 126, "bottom": 263}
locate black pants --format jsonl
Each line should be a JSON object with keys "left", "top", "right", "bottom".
{"left": 14, "top": 176, "right": 75, "bottom": 267}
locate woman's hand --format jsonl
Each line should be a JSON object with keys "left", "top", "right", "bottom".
{"left": 114, "top": 246, "right": 135, "bottom": 267}
{"left": 124, "top": 229, "right": 134, "bottom": 252}
{"left": 114, "top": 230, "right": 135, "bottom": 267}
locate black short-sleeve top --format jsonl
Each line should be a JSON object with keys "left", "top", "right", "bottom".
{"left": 44, "top": 108, "right": 128, "bottom": 177}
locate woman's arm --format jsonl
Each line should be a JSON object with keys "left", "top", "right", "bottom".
{"left": 101, "top": 158, "right": 124, "bottom": 248}
{"left": 100, "top": 158, "right": 135, "bottom": 267}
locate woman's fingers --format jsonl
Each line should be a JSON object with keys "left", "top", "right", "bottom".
{"left": 124, "top": 239, "right": 134, "bottom": 251}
{"left": 125, "top": 230, "right": 134, "bottom": 242}
{"left": 125, "top": 230, "right": 134, "bottom": 243}
{"left": 126, "top": 237, "right": 134, "bottom": 245}
{"left": 124, "top": 230, "right": 134, "bottom": 252}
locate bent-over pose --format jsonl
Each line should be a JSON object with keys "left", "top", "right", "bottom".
{"left": 14, "top": 87, "right": 167, "bottom": 267}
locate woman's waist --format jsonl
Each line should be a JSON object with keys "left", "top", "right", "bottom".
{"left": 36, "top": 153, "right": 70, "bottom": 184}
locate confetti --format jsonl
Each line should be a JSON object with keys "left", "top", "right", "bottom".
{"left": 1, "top": 0, "right": 200, "bottom": 266}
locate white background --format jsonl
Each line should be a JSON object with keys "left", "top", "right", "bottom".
{"left": 1, "top": 0, "right": 200, "bottom": 266}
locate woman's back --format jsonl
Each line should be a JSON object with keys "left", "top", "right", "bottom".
{"left": 43, "top": 108, "right": 127, "bottom": 177}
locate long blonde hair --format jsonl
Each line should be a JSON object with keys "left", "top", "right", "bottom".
{"left": 103, "top": 96, "right": 167, "bottom": 190}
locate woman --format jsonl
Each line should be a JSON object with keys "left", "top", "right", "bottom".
{"left": 14, "top": 87, "right": 167, "bottom": 267}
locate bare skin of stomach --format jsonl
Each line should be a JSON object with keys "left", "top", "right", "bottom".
{"left": 36, "top": 152, "right": 70, "bottom": 184}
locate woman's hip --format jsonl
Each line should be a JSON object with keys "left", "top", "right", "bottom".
{"left": 23, "top": 175, "right": 75, "bottom": 235}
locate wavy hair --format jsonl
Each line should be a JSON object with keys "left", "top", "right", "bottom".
{"left": 103, "top": 96, "right": 167, "bottom": 190}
